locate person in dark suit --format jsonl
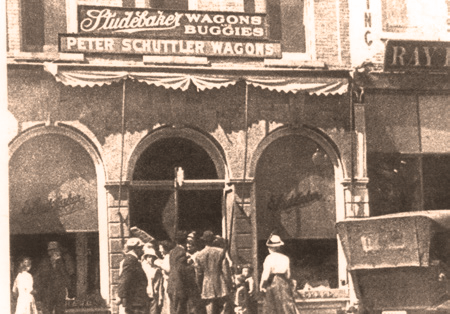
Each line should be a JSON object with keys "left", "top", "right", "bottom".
{"left": 35, "top": 241, "right": 75, "bottom": 314}
{"left": 116, "top": 238, "right": 149, "bottom": 314}
{"left": 195, "top": 231, "right": 232, "bottom": 314}
{"left": 167, "top": 231, "right": 190, "bottom": 314}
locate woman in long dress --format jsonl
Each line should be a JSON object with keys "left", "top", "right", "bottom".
{"left": 259, "top": 235, "right": 300, "bottom": 314}
{"left": 12, "top": 257, "right": 38, "bottom": 314}
{"left": 154, "top": 240, "right": 174, "bottom": 314}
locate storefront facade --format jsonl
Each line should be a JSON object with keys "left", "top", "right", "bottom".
{"left": 346, "top": 0, "right": 450, "bottom": 312}
{"left": 6, "top": 0, "right": 368, "bottom": 313}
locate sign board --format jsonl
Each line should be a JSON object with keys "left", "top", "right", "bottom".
{"left": 59, "top": 34, "right": 282, "bottom": 58}
{"left": 384, "top": 40, "right": 450, "bottom": 72}
{"left": 78, "top": 5, "right": 268, "bottom": 40}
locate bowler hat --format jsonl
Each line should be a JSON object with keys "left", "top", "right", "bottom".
{"left": 126, "top": 238, "right": 144, "bottom": 249}
{"left": 266, "top": 234, "right": 284, "bottom": 247}
{"left": 201, "top": 230, "right": 215, "bottom": 243}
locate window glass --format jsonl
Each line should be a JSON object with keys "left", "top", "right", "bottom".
{"left": 381, "top": 0, "right": 448, "bottom": 35}
{"left": 22, "top": 0, "right": 45, "bottom": 52}
{"left": 256, "top": 135, "right": 338, "bottom": 289}
{"left": 21, "top": 0, "right": 66, "bottom": 52}
{"left": 367, "top": 153, "right": 450, "bottom": 216}
{"left": 267, "top": 0, "right": 306, "bottom": 53}
{"left": 423, "top": 155, "right": 450, "bottom": 210}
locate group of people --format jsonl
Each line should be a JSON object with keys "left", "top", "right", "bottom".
{"left": 117, "top": 231, "right": 300, "bottom": 314}
{"left": 11, "top": 233, "right": 300, "bottom": 314}
{"left": 116, "top": 230, "right": 243, "bottom": 314}
{"left": 11, "top": 241, "right": 75, "bottom": 314}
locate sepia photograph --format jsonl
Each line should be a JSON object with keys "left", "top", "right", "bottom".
{"left": 2, "top": 0, "right": 449, "bottom": 313}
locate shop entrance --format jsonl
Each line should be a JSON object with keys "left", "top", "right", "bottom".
{"left": 130, "top": 137, "right": 224, "bottom": 240}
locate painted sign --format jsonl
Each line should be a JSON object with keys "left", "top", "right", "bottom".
{"left": 360, "top": 230, "right": 405, "bottom": 252}
{"left": 78, "top": 5, "right": 267, "bottom": 40}
{"left": 59, "top": 34, "right": 281, "bottom": 58}
{"left": 384, "top": 40, "right": 450, "bottom": 72}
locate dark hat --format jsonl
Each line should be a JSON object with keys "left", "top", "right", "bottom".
{"left": 174, "top": 230, "right": 188, "bottom": 244}
{"left": 201, "top": 230, "right": 215, "bottom": 243}
{"left": 266, "top": 234, "right": 284, "bottom": 247}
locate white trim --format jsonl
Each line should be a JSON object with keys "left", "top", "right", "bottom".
{"left": 66, "top": 0, "right": 78, "bottom": 33}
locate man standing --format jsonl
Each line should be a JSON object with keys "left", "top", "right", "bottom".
{"left": 116, "top": 238, "right": 149, "bottom": 314}
{"left": 195, "top": 231, "right": 232, "bottom": 314}
{"left": 35, "top": 241, "right": 75, "bottom": 314}
{"left": 167, "top": 231, "right": 190, "bottom": 314}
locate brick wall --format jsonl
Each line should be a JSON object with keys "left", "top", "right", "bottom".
{"left": 6, "top": 0, "right": 21, "bottom": 52}
{"left": 314, "top": 0, "right": 351, "bottom": 67}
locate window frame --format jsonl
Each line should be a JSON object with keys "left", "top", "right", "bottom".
{"left": 267, "top": 0, "right": 315, "bottom": 62}
{"left": 378, "top": 0, "right": 450, "bottom": 41}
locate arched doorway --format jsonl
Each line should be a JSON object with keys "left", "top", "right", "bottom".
{"left": 253, "top": 127, "right": 346, "bottom": 293}
{"left": 129, "top": 129, "right": 227, "bottom": 240}
{"left": 9, "top": 131, "right": 105, "bottom": 306}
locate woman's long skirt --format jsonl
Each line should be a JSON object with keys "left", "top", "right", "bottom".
{"left": 263, "top": 275, "right": 300, "bottom": 314}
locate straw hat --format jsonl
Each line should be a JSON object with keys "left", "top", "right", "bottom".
{"left": 125, "top": 238, "right": 144, "bottom": 249}
{"left": 143, "top": 246, "right": 158, "bottom": 258}
{"left": 47, "top": 241, "right": 61, "bottom": 251}
{"left": 266, "top": 234, "right": 284, "bottom": 247}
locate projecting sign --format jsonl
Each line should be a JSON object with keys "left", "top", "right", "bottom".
{"left": 384, "top": 40, "right": 450, "bottom": 72}
{"left": 78, "top": 5, "right": 268, "bottom": 40}
{"left": 59, "top": 34, "right": 282, "bottom": 58}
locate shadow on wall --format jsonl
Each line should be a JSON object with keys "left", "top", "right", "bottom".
{"left": 8, "top": 79, "right": 352, "bottom": 145}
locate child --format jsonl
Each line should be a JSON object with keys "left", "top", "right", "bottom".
{"left": 241, "top": 265, "right": 257, "bottom": 314}
{"left": 12, "top": 256, "right": 38, "bottom": 314}
{"left": 234, "top": 274, "right": 249, "bottom": 314}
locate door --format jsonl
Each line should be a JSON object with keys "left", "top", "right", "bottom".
{"left": 130, "top": 137, "right": 225, "bottom": 240}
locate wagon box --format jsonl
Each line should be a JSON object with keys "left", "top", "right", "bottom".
{"left": 337, "top": 210, "right": 450, "bottom": 313}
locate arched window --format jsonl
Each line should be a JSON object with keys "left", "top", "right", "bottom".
{"left": 256, "top": 134, "right": 339, "bottom": 289}
{"left": 9, "top": 133, "right": 103, "bottom": 304}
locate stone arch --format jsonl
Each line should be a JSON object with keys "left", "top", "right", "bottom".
{"left": 249, "top": 126, "right": 345, "bottom": 181}
{"left": 8, "top": 124, "right": 110, "bottom": 303}
{"left": 249, "top": 125, "right": 348, "bottom": 289}
{"left": 127, "top": 126, "right": 229, "bottom": 181}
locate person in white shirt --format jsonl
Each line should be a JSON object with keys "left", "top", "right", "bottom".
{"left": 142, "top": 245, "right": 163, "bottom": 314}
{"left": 259, "top": 234, "right": 300, "bottom": 314}
{"left": 12, "top": 256, "right": 38, "bottom": 314}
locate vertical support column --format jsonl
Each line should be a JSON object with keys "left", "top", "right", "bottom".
{"left": 229, "top": 179, "right": 254, "bottom": 273}
{"left": 76, "top": 233, "right": 88, "bottom": 297}
{"left": 105, "top": 183, "right": 130, "bottom": 314}
{"left": 66, "top": 0, "right": 78, "bottom": 33}
{"left": 344, "top": 90, "right": 369, "bottom": 218}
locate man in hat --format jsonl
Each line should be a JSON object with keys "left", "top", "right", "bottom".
{"left": 35, "top": 241, "right": 75, "bottom": 314}
{"left": 167, "top": 230, "right": 190, "bottom": 314}
{"left": 195, "top": 231, "right": 232, "bottom": 314}
{"left": 116, "top": 237, "right": 149, "bottom": 314}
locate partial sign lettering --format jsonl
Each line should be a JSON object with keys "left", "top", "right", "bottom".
{"left": 384, "top": 40, "right": 450, "bottom": 72}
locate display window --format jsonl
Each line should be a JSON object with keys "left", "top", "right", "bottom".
{"left": 9, "top": 133, "right": 103, "bottom": 310}
{"left": 255, "top": 134, "right": 339, "bottom": 290}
